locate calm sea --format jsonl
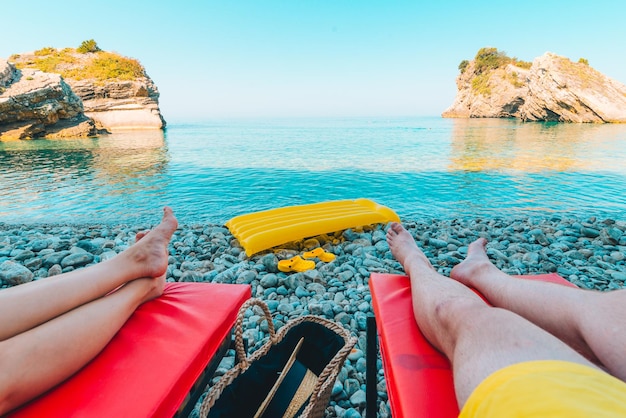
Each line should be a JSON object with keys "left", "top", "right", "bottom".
{"left": 1, "top": 117, "right": 625, "bottom": 225}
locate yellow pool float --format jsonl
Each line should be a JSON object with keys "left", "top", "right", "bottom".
{"left": 226, "top": 199, "right": 400, "bottom": 256}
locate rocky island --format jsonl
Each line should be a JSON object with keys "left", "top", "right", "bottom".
{"left": 443, "top": 48, "right": 626, "bottom": 123}
{"left": 0, "top": 40, "right": 165, "bottom": 140}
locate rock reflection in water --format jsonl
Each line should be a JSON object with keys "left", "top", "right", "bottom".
{"left": 89, "top": 131, "right": 169, "bottom": 193}
{"left": 0, "top": 130, "right": 169, "bottom": 219}
{"left": 449, "top": 119, "right": 626, "bottom": 173}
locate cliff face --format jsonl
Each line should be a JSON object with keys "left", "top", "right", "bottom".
{"left": 443, "top": 51, "right": 626, "bottom": 123}
{"left": 441, "top": 60, "right": 529, "bottom": 119}
{"left": 0, "top": 59, "right": 98, "bottom": 140}
{"left": 68, "top": 77, "right": 165, "bottom": 130}
{"left": 1, "top": 47, "right": 165, "bottom": 140}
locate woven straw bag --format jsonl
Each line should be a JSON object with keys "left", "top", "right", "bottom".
{"left": 200, "top": 298, "right": 357, "bottom": 418}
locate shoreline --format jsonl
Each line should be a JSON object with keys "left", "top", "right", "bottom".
{"left": 1, "top": 216, "right": 625, "bottom": 416}
{"left": 2, "top": 215, "right": 624, "bottom": 290}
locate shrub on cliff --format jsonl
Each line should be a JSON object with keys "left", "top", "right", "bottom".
{"left": 474, "top": 47, "right": 510, "bottom": 73}
{"left": 12, "top": 47, "right": 145, "bottom": 83}
{"left": 458, "top": 60, "right": 469, "bottom": 74}
{"left": 472, "top": 48, "right": 531, "bottom": 73}
{"left": 24, "top": 50, "right": 77, "bottom": 73}
{"left": 66, "top": 52, "right": 144, "bottom": 81}
{"left": 511, "top": 58, "right": 532, "bottom": 69}
{"left": 35, "top": 47, "right": 57, "bottom": 56}
{"left": 465, "top": 47, "right": 532, "bottom": 95}
{"left": 77, "top": 39, "right": 101, "bottom": 54}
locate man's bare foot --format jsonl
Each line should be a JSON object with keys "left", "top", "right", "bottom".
{"left": 450, "top": 238, "right": 493, "bottom": 287}
{"left": 386, "top": 222, "right": 435, "bottom": 272}
{"left": 122, "top": 207, "right": 178, "bottom": 280}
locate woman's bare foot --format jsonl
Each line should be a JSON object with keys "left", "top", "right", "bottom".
{"left": 119, "top": 207, "right": 178, "bottom": 280}
{"left": 127, "top": 274, "right": 166, "bottom": 305}
{"left": 450, "top": 238, "right": 493, "bottom": 287}
{"left": 135, "top": 230, "right": 149, "bottom": 242}
{"left": 386, "top": 222, "right": 435, "bottom": 272}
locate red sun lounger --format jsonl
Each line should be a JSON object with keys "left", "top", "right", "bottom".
{"left": 368, "top": 272, "right": 577, "bottom": 418}
{"left": 8, "top": 282, "right": 250, "bottom": 418}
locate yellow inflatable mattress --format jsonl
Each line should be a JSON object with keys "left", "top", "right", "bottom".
{"left": 226, "top": 199, "right": 400, "bottom": 256}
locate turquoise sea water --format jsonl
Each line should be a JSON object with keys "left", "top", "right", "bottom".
{"left": 1, "top": 117, "right": 625, "bottom": 225}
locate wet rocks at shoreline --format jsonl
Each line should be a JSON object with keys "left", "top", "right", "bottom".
{"left": 1, "top": 215, "right": 625, "bottom": 416}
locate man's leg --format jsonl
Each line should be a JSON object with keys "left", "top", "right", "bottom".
{"left": 386, "top": 223, "right": 600, "bottom": 407}
{"left": 0, "top": 275, "right": 164, "bottom": 415}
{"left": 451, "top": 238, "right": 626, "bottom": 381}
{"left": 0, "top": 207, "right": 178, "bottom": 341}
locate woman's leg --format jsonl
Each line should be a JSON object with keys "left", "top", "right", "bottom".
{"left": 0, "top": 275, "right": 164, "bottom": 415}
{"left": 386, "top": 223, "right": 600, "bottom": 407}
{"left": 451, "top": 238, "right": 626, "bottom": 381}
{"left": 0, "top": 207, "right": 178, "bottom": 341}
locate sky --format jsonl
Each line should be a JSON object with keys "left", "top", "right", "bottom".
{"left": 2, "top": 0, "right": 626, "bottom": 121}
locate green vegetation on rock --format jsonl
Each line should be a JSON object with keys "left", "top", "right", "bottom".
{"left": 511, "top": 59, "right": 532, "bottom": 69}
{"left": 471, "top": 74, "right": 491, "bottom": 95}
{"left": 25, "top": 49, "right": 78, "bottom": 73}
{"left": 557, "top": 56, "right": 603, "bottom": 89}
{"left": 66, "top": 52, "right": 144, "bottom": 81}
{"left": 77, "top": 39, "right": 102, "bottom": 54}
{"left": 458, "top": 60, "right": 469, "bottom": 74}
{"left": 474, "top": 47, "right": 510, "bottom": 73}
{"left": 473, "top": 47, "right": 532, "bottom": 73}
{"left": 466, "top": 47, "right": 532, "bottom": 95}
{"left": 507, "top": 71, "right": 525, "bottom": 88}
{"left": 13, "top": 41, "right": 145, "bottom": 83}
{"left": 35, "top": 47, "right": 57, "bottom": 56}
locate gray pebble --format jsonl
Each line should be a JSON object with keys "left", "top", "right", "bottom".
{"left": 349, "top": 390, "right": 367, "bottom": 408}
{"left": 355, "top": 357, "right": 367, "bottom": 374}
{"left": 347, "top": 348, "right": 364, "bottom": 362}
{"left": 306, "top": 282, "right": 325, "bottom": 295}
{"left": 428, "top": 238, "right": 449, "bottom": 248}
{"left": 43, "top": 251, "right": 70, "bottom": 267}
{"left": 343, "top": 408, "right": 361, "bottom": 418}
{"left": 295, "top": 286, "right": 311, "bottom": 297}
{"left": 343, "top": 378, "right": 360, "bottom": 397}
{"left": 265, "top": 300, "right": 280, "bottom": 311}
{"left": 600, "top": 227, "right": 622, "bottom": 245}
{"left": 581, "top": 227, "right": 600, "bottom": 238}
{"left": 331, "top": 381, "right": 344, "bottom": 397}
{"left": 0, "top": 260, "right": 34, "bottom": 285}
{"left": 75, "top": 240, "right": 100, "bottom": 254}
{"left": 48, "top": 264, "right": 63, "bottom": 276}
{"left": 260, "top": 274, "right": 278, "bottom": 287}
{"left": 61, "top": 252, "right": 94, "bottom": 268}
{"left": 308, "top": 302, "right": 323, "bottom": 315}
{"left": 30, "top": 239, "right": 50, "bottom": 252}
{"left": 24, "top": 257, "right": 42, "bottom": 270}
{"left": 14, "top": 250, "right": 35, "bottom": 262}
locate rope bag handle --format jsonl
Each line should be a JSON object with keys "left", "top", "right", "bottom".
{"left": 233, "top": 298, "right": 277, "bottom": 368}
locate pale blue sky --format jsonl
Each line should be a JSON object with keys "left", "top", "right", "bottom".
{"left": 2, "top": 1, "right": 625, "bottom": 120}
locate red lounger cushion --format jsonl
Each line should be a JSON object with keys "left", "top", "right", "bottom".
{"left": 369, "top": 273, "right": 577, "bottom": 418}
{"left": 8, "top": 282, "right": 250, "bottom": 418}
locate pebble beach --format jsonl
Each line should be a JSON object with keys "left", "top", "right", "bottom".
{"left": 1, "top": 215, "right": 625, "bottom": 417}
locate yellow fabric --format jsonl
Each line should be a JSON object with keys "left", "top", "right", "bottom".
{"left": 460, "top": 360, "right": 626, "bottom": 417}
